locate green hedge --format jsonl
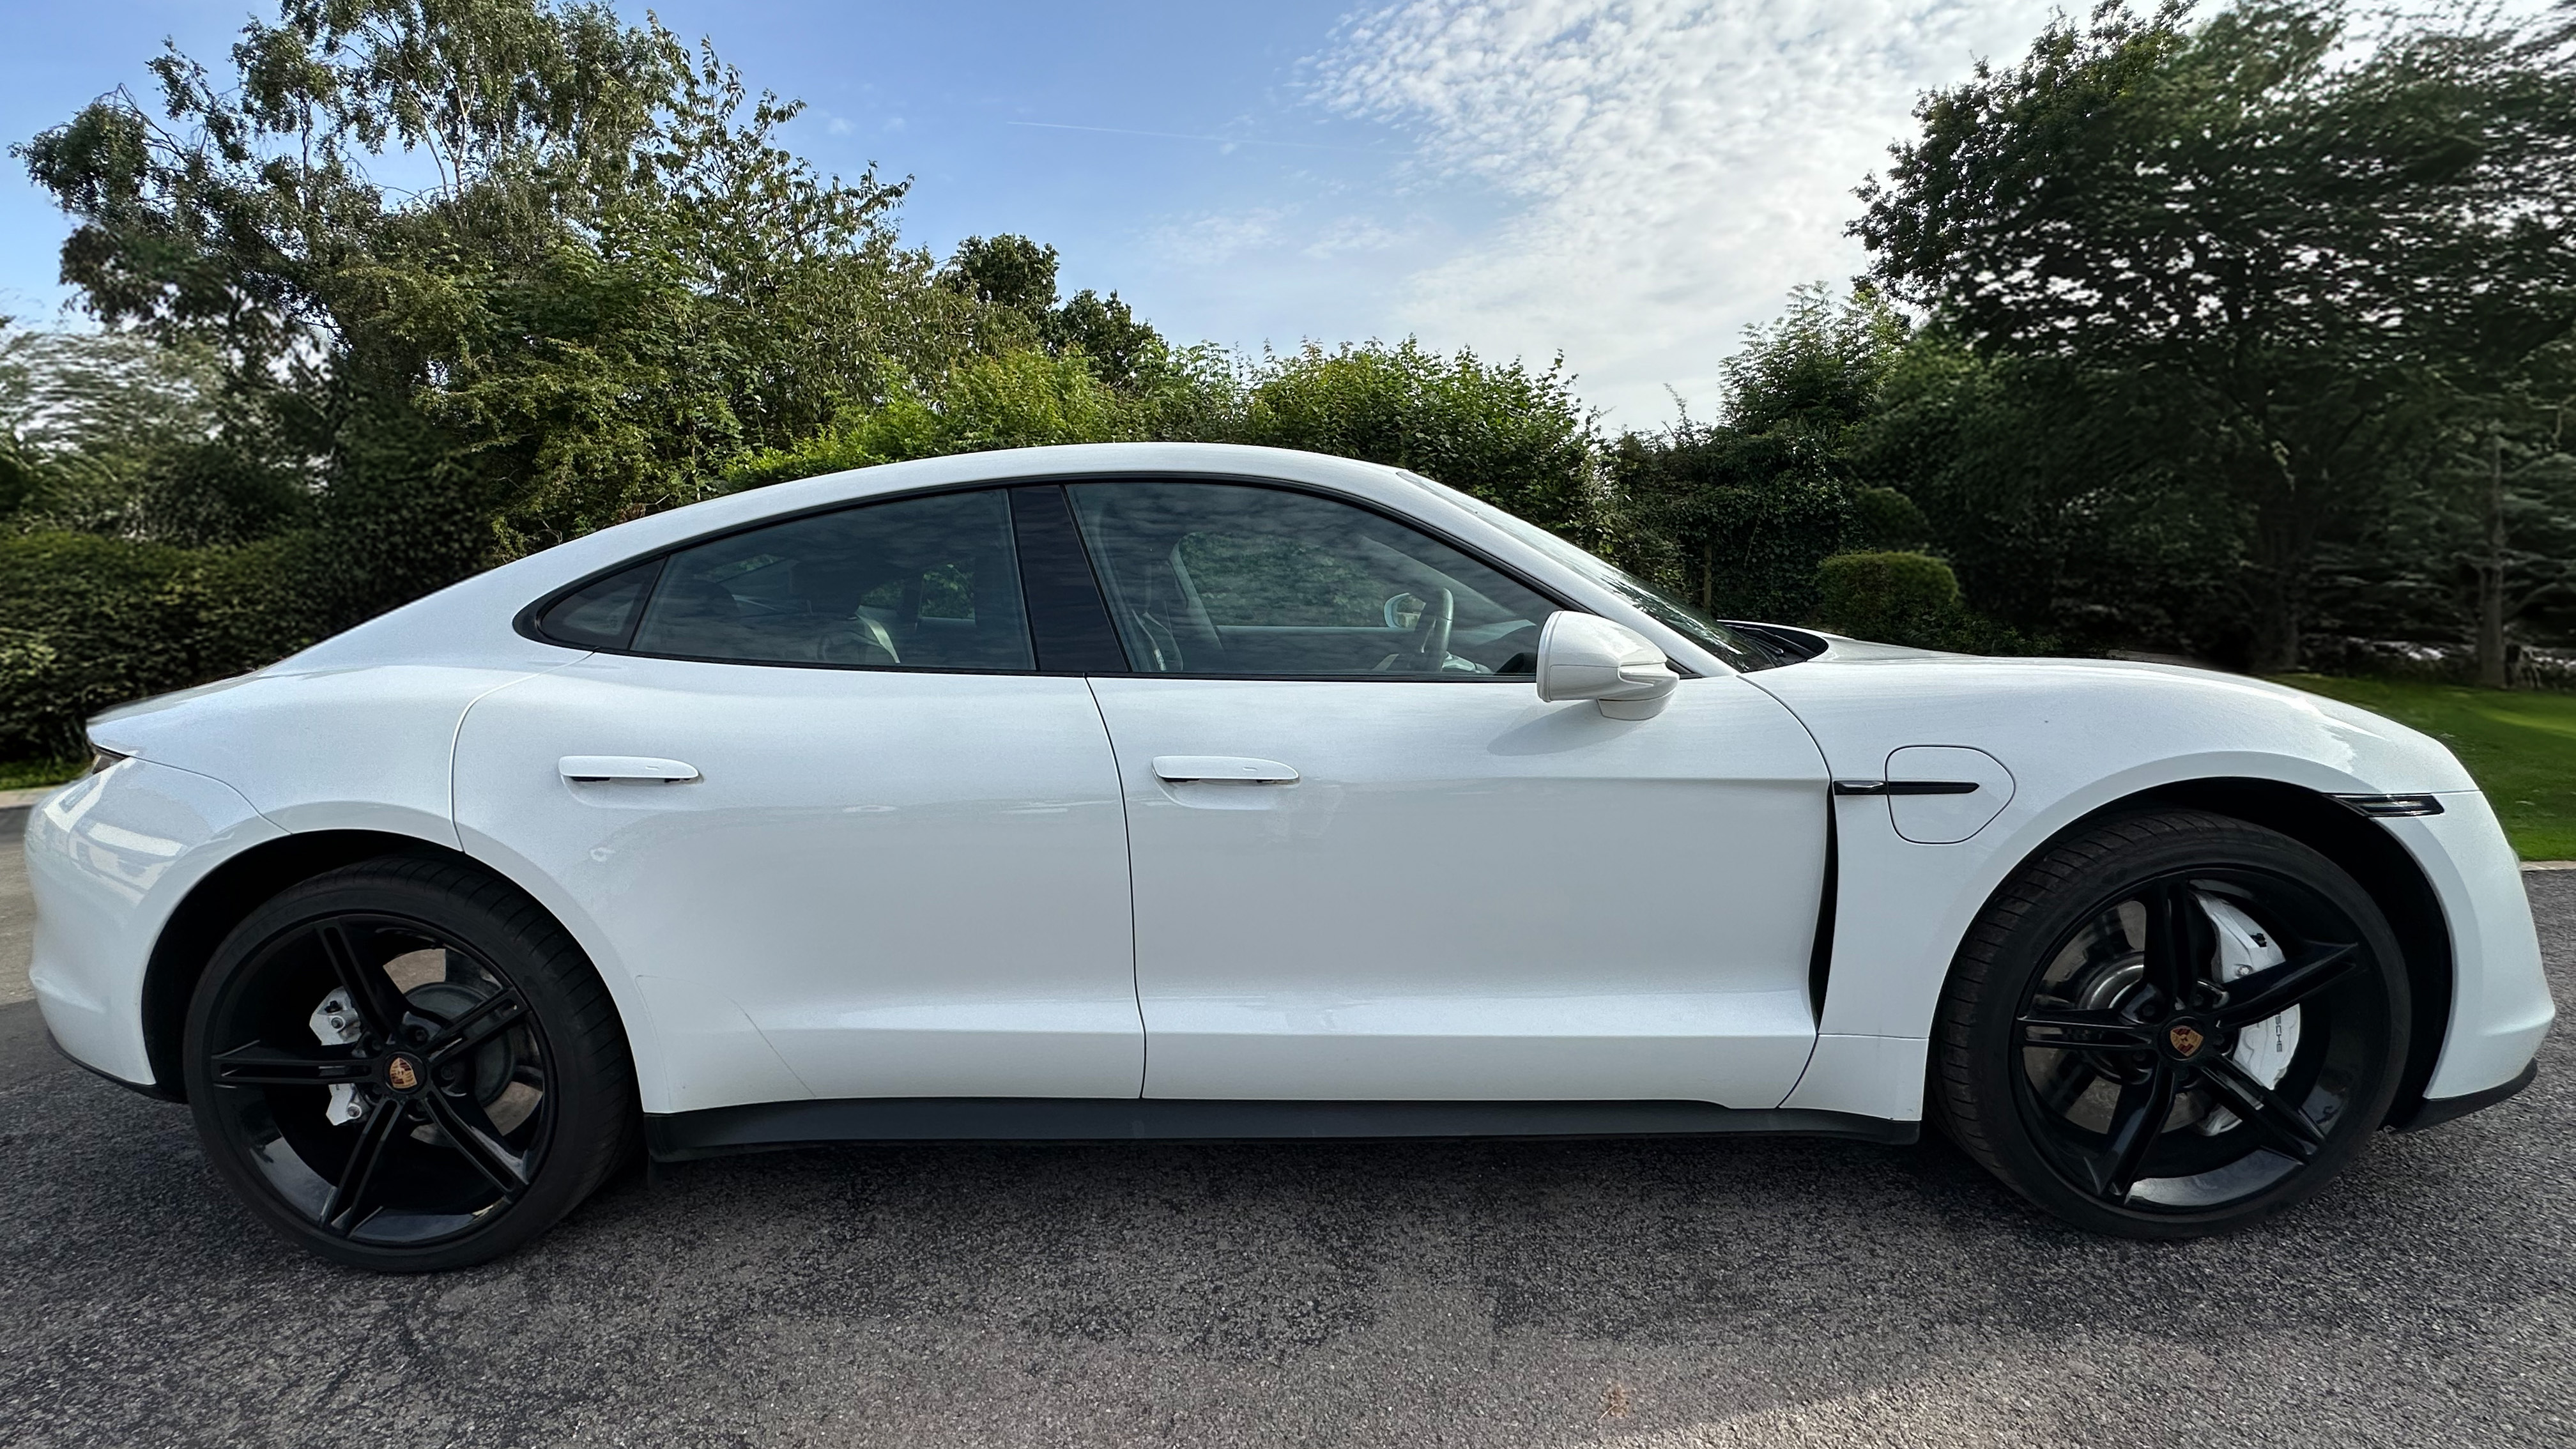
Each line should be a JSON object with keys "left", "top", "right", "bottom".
{"left": 1816, "top": 550, "right": 1961, "bottom": 640}
{"left": 0, "top": 531, "right": 318, "bottom": 756}
{"left": 1814, "top": 549, "right": 2043, "bottom": 654}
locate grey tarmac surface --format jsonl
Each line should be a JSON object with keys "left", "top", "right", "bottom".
{"left": 1, "top": 808, "right": 2570, "bottom": 1448}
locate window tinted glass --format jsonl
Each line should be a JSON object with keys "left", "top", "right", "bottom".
{"left": 1399, "top": 469, "right": 1779, "bottom": 671}
{"left": 1066, "top": 482, "right": 1553, "bottom": 677}
{"left": 535, "top": 558, "right": 661, "bottom": 649}
{"left": 630, "top": 489, "right": 1032, "bottom": 670}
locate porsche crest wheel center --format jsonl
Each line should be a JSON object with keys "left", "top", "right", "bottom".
{"left": 2163, "top": 1020, "right": 2207, "bottom": 1060}
{"left": 383, "top": 1054, "right": 424, "bottom": 1093}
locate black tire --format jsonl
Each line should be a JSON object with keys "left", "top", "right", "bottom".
{"left": 183, "top": 854, "right": 636, "bottom": 1271}
{"left": 1933, "top": 809, "right": 2409, "bottom": 1238}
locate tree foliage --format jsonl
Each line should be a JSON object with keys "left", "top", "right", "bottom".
{"left": 1857, "top": 0, "right": 2576, "bottom": 670}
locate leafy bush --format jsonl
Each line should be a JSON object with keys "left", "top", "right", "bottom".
{"left": 1240, "top": 341, "right": 1598, "bottom": 542}
{"left": 0, "top": 532, "right": 314, "bottom": 755}
{"left": 1813, "top": 549, "right": 2045, "bottom": 654}
{"left": 1816, "top": 551, "right": 1959, "bottom": 641}
{"left": 1851, "top": 486, "right": 1930, "bottom": 551}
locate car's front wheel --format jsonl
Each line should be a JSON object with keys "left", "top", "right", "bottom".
{"left": 1934, "top": 810, "right": 2409, "bottom": 1238}
{"left": 183, "top": 855, "right": 635, "bottom": 1271}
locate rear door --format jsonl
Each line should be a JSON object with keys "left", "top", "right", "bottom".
{"left": 454, "top": 486, "right": 1140, "bottom": 1114}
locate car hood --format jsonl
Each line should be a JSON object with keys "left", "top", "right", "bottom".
{"left": 1744, "top": 645, "right": 2476, "bottom": 798}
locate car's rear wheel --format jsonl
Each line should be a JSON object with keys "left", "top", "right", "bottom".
{"left": 183, "top": 855, "right": 635, "bottom": 1271}
{"left": 1934, "top": 810, "right": 2408, "bottom": 1238}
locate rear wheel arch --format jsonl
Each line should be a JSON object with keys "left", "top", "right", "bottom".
{"left": 141, "top": 831, "right": 634, "bottom": 1104}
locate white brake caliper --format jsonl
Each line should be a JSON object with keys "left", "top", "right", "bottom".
{"left": 2197, "top": 894, "right": 2300, "bottom": 1135}
{"left": 310, "top": 988, "right": 367, "bottom": 1126}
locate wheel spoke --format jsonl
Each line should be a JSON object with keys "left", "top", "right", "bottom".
{"left": 421, "top": 1088, "right": 530, "bottom": 1196}
{"left": 2138, "top": 880, "right": 2212, "bottom": 1002}
{"left": 210, "top": 1042, "right": 372, "bottom": 1088}
{"left": 321, "top": 1098, "right": 404, "bottom": 1233}
{"left": 2089, "top": 1061, "right": 2177, "bottom": 1199}
{"left": 2015, "top": 1006, "right": 2158, "bottom": 1050}
{"left": 317, "top": 920, "right": 410, "bottom": 1038}
{"left": 2198, "top": 1055, "right": 2326, "bottom": 1160}
{"left": 2213, "top": 941, "right": 2362, "bottom": 1029}
{"left": 424, "top": 990, "right": 529, "bottom": 1068}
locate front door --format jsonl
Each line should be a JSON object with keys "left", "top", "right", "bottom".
{"left": 1066, "top": 480, "right": 1832, "bottom": 1107}
{"left": 454, "top": 486, "right": 1139, "bottom": 1114}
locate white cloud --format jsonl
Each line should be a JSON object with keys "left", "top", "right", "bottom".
{"left": 1151, "top": 207, "right": 1293, "bottom": 267}
{"left": 1314, "top": 0, "right": 2060, "bottom": 427}
{"left": 1302, "top": 214, "right": 1409, "bottom": 259}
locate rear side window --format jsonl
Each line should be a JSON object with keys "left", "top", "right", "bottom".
{"left": 625, "top": 488, "right": 1034, "bottom": 671}
{"left": 533, "top": 559, "right": 662, "bottom": 650}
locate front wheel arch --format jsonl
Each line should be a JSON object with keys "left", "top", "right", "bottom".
{"left": 1933, "top": 778, "right": 2452, "bottom": 1133}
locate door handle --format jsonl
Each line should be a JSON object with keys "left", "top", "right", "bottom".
{"left": 560, "top": 755, "right": 701, "bottom": 783}
{"left": 1152, "top": 756, "right": 1300, "bottom": 784}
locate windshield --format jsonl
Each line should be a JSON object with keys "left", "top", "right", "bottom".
{"left": 1400, "top": 472, "right": 1784, "bottom": 672}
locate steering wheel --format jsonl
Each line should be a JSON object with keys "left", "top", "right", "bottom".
{"left": 1406, "top": 587, "right": 1454, "bottom": 671}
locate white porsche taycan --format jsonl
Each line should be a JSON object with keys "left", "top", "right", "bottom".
{"left": 24, "top": 443, "right": 2552, "bottom": 1270}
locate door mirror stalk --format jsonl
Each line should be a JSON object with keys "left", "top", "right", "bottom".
{"left": 1533, "top": 612, "right": 1678, "bottom": 719}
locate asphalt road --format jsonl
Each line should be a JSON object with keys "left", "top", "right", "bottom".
{"left": 3, "top": 810, "right": 2570, "bottom": 1448}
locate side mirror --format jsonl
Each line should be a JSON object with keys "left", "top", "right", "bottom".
{"left": 1534, "top": 611, "right": 1678, "bottom": 719}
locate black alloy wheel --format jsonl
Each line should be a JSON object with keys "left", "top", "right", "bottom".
{"left": 184, "top": 855, "right": 635, "bottom": 1271}
{"left": 1934, "top": 810, "right": 2408, "bottom": 1238}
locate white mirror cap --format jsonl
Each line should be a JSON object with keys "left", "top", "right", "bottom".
{"left": 1535, "top": 611, "right": 1680, "bottom": 713}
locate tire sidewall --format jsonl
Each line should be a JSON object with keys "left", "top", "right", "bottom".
{"left": 183, "top": 860, "right": 630, "bottom": 1272}
{"left": 1948, "top": 815, "right": 2411, "bottom": 1238}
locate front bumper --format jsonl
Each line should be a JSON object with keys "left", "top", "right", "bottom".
{"left": 2384, "top": 791, "right": 2554, "bottom": 1108}
{"left": 2390, "top": 1059, "right": 2540, "bottom": 1132}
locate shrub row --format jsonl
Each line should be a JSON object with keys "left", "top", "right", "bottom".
{"left": 0, "top": 531, "right": 319, "bottom": 756}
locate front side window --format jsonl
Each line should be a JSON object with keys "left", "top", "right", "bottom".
{"left": 1402, "top": 470, "right": 1781, "bottom": 671}
{"left": 625, "top": 488, "right": 1033, "bottom": 670}
{"left": 1067, "top": 482, "right": 1553, "bottom": 677}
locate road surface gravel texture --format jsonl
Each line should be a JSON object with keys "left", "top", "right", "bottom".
{"left": 1, "top": 804, "right": 2569, "bottom": 1448}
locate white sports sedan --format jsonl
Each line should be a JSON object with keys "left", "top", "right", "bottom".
{"left": 25, "top": 443, "right": 2552, "bottom": 1271}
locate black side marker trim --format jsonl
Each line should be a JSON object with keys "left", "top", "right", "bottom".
{"left": 2331, "top": 793, "right": 2446, "bottom": 818}
{"left": 1831, "top": 779, "right": 1980, "bottom": 797}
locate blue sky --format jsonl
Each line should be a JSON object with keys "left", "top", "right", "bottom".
{"left": 0, "top": 0, "right": 2068, "bottom": 427}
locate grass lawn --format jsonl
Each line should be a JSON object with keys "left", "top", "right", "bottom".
{"left": 2276, "top": 675, "right": 2576, "bottom": 861}
{"left": 0, "top": 756, "right": 86, "bottom": 793}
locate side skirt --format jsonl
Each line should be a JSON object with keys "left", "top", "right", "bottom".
{"left": 645, "top": 1097, "right": 1920, "bottom": 1161}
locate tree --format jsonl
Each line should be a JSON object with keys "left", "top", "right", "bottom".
{"left": 1241, "top": 341, "right": 1602, "bottom": 546}
{"left": 940, "top": 233, "right": 1059, "bottom": 314}
{"left": 1857, "top": 2, "right": 2576, "bottom": 671}
{"left": 17, "top": 0, "right": 983, "bottom": 606}
{"left": 1611, "top": 286, "right": 1904, "bottom": 622}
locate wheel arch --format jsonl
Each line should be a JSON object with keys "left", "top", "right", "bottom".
{"left": 1973, "top": 776, "right": 2453, "bottom": 1127}
{"left": 137, "top": 830, "right": 636, "bottom": 1104}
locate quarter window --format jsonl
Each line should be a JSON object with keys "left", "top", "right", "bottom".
{"left": 532, "top": 558, "right": 661, "bottom": 650}
{"left": 624, "top": 488, "right": 1034, "bottom": 670}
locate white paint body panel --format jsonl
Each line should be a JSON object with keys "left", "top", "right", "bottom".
{"left": 24, "top": 759, "right": 284, "bottom": 1083}
{"left": 1758, "top": 652, "right": 2542, "bottom": 1118}
{"left": 452, "top": 656, "right": 1140, "bottom": 1115}
{"left": 1885, "top": 745, "right": 2014, "bottom": 843}
{"left": 2384, "top": 793, "right": 2554, "bottom": 1099}
{"left": 1089, "top": 674, "right": 1828, "bottom": 1105}
{"left": 23, "top": 442, "right": 2547, "bottom": 1129}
